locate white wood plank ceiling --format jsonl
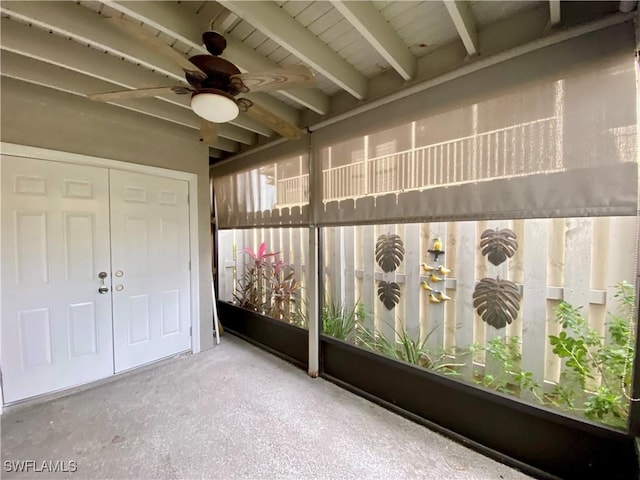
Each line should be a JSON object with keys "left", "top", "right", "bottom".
{"left": 0, "top": 1, "right": 632, "bottom": 159}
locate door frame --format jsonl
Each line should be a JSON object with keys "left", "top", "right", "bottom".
{"left": 0, "top": 142, "right": 202, "bottom": 403}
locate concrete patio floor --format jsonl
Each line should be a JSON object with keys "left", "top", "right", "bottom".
{"left": 1, "top": 334, "right": 533, "bottom": 479}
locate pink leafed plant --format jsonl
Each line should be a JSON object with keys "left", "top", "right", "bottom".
{"left": 244, "top": 242, "right": 277, "bottom": 267}
{"left": 234, "top": 241, "right": 301, "bottom": 323}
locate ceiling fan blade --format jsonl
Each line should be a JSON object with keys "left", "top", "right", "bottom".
{"left": 231, "top": 65, "right": 315, "bottom": 93}
{"left": 105, "top": 16, "right": 206, "bottom": 77}
{"left": 87, "top": 86, "right": 187, "bottom": 102}
{"left": 244, "top": 101, "right": 303, "bottom": 139}
{"left": 199, "top": 120, "right": 218, "bottom": 145}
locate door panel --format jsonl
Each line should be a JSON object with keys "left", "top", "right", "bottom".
{"left": 1, "top": 156, "right": 114, "bottom": 403}
{"left": 110, "top": 170, "right": 191, "bottom": 372}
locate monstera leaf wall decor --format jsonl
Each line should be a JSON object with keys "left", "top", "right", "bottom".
{"left": 480, "top": 228, "right": 518, "bottom": 266}
{"left": 472, "top": 278, "right": 521, "bottom": 329}
{"left": 375, "top": 234, "right": 405, "bottom": 310}
{"left": 375, "top": 234, "right": 405, "bottom": 273}
{"left": 474, "top": 226, "right": 522, "bottom": 329}
{"left": 377, "top": 281, "right": 402, "bottom": 310}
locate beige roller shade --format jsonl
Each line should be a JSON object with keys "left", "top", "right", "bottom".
{"left": 214, "top": 22, "right": 638, "bottom": 229}
{"left": 313, "top": 24, "right": 637, "bottom": 225}
{"left": 214, "top": 152, "right": 310, "bottom": 229}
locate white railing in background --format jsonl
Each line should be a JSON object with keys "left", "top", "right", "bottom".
{"left": 313, "top": 117, "right": 558, "bottom": 203}
{"left": 276, "top": 174, "right": 309, "bottom": 208}
{"left": 322, "top": 161, "right": 368, "bottom": 200}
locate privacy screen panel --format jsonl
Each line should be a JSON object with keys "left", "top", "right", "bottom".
{"left": 315, "top": 47, "right": 637, "bottom": 226}
{"left": 213, "top": 22, "right": 638, "bottom": 229}
{"left": 214, "top": 152, "right": 310, "bottom": 229}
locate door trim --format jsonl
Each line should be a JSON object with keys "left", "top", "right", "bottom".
{"left": 0, "top": 142, "right": 202, "bottom": 367}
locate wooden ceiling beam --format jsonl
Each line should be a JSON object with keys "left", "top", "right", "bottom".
{"left": 219, "top": 0, "right": 369, "bottom": 100}
{"left": 443, "top": 0, "right": 479, "bottom": 56}
{"left": 331, "top": 1, "right": 416, "bottom": 81}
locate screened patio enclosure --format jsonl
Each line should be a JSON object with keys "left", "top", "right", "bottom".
{"left": 212, "top": 19, "right": 640, "bottom": 480}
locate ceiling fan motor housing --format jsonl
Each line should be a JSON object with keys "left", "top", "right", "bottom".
{"left": 187, "top": 54, "right": 243, "bottom": 95}
{"left": 202, "top": 31, "right": 226, "bottom": 56}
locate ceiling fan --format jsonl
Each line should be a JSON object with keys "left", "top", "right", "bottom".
{"left": 87, "top": 17, "right": 315, "bottom": 145}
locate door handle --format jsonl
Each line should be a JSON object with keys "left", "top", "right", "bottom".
{"left": 98, "top": 271, "right": 109, "bottom": 294}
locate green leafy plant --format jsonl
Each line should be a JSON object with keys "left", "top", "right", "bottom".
{"left": 267, "top": 259, "right": 300, "bottom": 320}
{"left": 469, "top": 282, "right": 636, "bottom": 428}
{"left": 322, "top": 300, "right": 364, "bottom": 342}
{"left": 357, "top": 324, "right": 464, "bottom": 373}
{"left": 234, "top": 242, "right": 277, "bottom": 312}
{"left": 234, "top": 242, "right": 302, "bottom": 323}
{"left": 288, "top": 297, "right": 309, "bottom": 329}
{"left": 471, "top": 336, "right": 541, "bottom": 397}
{"left": 547, "top": 281, "right": 636, "bottom": 427}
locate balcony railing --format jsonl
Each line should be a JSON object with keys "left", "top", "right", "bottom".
{"left": 277, "top": 117, "right": 559, "bottom": 206}
{"left": 327, "top": 117, "right": 558, "bottom": 202}
{"left": 276, "top": 173, "right": 309, "bottom": 208}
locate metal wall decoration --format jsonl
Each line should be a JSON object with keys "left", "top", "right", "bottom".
{"left": 473, "top": 227, "right": 521, "bottom": 329}
{"left": 376, "top": 233, "right": 404, "bottom": 310}
{"left": 479, "top": 228, "right": 518, "bottom": 266}
{"left": 375, "top": 233, "right": 405, "bottom": 272}
{"left": 472, "top": 278, "right": 521, "bottom": 328}
{"left": 377, "top": 281, "right": 402, "bottom": 310}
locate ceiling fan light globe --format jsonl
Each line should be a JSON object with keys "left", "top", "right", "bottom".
{"left": 191, "top": 92, "right": 239, "bottom": 123}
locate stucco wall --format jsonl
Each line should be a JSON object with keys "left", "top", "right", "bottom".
{"left": 1, "top": 78, "right": 214, "bottom": 351}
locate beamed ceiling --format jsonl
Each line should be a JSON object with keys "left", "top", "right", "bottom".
{"left": 0, "top": 1, "right": 634, "bottom": 161}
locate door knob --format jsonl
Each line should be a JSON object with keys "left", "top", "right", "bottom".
{"left": 98, "top": 271, "right": 109, "bottom": 294}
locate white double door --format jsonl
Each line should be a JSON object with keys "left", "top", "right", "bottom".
{"left": 1, "top": 157, "right": 192, "bottom": 403}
